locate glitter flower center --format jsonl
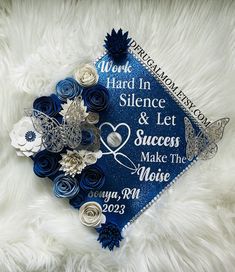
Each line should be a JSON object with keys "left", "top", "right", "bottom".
{"left": 25, "top": 131, "right": 36, "bottom": 142}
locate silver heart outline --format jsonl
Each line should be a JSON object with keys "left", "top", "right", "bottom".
{"left": 99, "top": 122, "right": 131, "bottom": 155}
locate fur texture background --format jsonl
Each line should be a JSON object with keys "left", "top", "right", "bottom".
{"left": 0, "top": 0, "right": 235, "bottom": 271}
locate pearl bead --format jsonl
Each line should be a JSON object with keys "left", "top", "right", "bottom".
{"left": 107, "top": 132, "right": 122, "bottom": 147}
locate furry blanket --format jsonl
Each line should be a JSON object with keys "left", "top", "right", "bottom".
{"left": 0, "top": 0, "right": 234, "bottom": 271}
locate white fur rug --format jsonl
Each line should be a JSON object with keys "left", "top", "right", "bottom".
{"left": 0, "top": 0, "right": 235, "bottom": 271}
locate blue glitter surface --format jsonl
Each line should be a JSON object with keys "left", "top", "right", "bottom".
{"left": 84, "top": 53, "right": 201, "bottom": 230}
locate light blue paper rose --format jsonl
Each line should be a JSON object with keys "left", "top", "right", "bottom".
{"left": 56, "top": 77, "right": 82, "bottom": 101}
{"left": 53, "top": 174, "right": 80, "bottom": 198}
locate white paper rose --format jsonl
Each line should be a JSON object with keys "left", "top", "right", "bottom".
{"left": 79, "top": 201, "right": 106, "bottom": 228}
{"left": 83, "top": 150, "right": 102, "bottom": 165}
{"left": 85, "top": 112, "right": 99, "bottom": 124}
{"left": 10, "top": 116, "right": 43, "bottom": 157}
{"left": 74, "top": 64, "right": 99, "bottom": 87}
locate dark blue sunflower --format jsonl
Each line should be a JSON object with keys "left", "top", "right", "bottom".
{"left": 104, "top": 28, "right": 131, "bottom": 63}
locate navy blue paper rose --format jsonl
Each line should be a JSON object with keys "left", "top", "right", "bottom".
{"left": 33, "top": 94, "right": 61, "bottom": 117}
{"left": 83, "top": 84, "right": 109, "bottom": 112}
{"left": 80, "top": 165, "right": 105, "bottom": 191}
{"left": 33, "top": 150, "right": 60, "bottom": 178}
{"left": 56, "top": 77, "right": 81, "bottom": 101}
{"left": 53, "top": 174, "right": 80, "bottom": 198}
{"left": 81, "top": 129, "right": 94, "bottom": 146}
{"left": 97, "top": 222, "right": 123, "bottom": 251}
{"left": 69, "top": 192, "right": 85, "bottom": 209}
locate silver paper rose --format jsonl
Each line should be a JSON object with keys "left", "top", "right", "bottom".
{"left": 79, "top": 201, "right": 106, "bottom": 228}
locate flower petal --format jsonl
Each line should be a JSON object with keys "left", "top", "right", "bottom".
{"left": 17, "top": 137, "right": 27, "bottom": 146}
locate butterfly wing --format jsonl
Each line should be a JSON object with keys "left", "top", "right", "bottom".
{"left": 205, "top": 118, "right": 230, "bottom": 143}
{"left": 197, "top": 141, "right": 218, "bottom": 160}
{"left": 63, "top": 96, "right": 86, "bottom": 124}
{"left": 196, "top": 118, "right": 229, "bottom": 160}
{"left": 62, "top": 123, "right": 82, "bottom": 149}
{"left": 184, "top": 117, "right": 197, "bottom": 161}
{"left": 62, "top": 96, "right": 84, "bottom": 149}
{"left": 25, "top": 109, "right": 64, "bottom": 153}
{"left": 196, "top": 130, "right": 216, "bottom": 160}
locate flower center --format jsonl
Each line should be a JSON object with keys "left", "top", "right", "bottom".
{"left": 83, "top": 71, "right": 93, "bottom": 81}
{"left": 25, "top": 131, "right": 36, "bottom": 142}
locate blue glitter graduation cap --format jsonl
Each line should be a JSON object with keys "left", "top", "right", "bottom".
{"left": 10, "top": 29, "right": 229, "bottom": 251}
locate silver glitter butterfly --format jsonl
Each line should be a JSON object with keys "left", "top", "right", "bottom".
{"left": 25, "top": 96, "right": 85, "bottom": 153}
{"left": 184, "top": 117, "right": 229, "bottom": 161}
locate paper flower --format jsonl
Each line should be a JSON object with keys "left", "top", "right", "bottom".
{"left": 59, "top": 149, "right": 102, "bottom": 177}
{"left": 59, "top": 150, "right": 87, "bottom": 177}
{"left": 79, "top": 201, "right": 106, "bottom": 227}
{"left": 10, "top": 116, "right": 43, "bottom": 157}
{"left": 80, "top": 165, "right": 105, "bottom": 191}
{"left": 33, "top": 149, "right": 61, "bottom": 178}
{"left": 82, "top": 150, "right": 102, "bottom": 165}
{"left": 33, "top": 94, "right": 61, "bottom": 117}
{"left": 81, "top": 129, "right": 95, "bottom": 146}
{"left": 79, "top": 123, "right": 101, "bottom": 152}
{"left": 53, "top": 174, "right": 80, "bottom": 198}
{"left": 69, "top": 192, "right": 86, "bottom": 209}
{"left": 74, "top": 64, "right": 99, "bottom": 87}
{"left": 59, "top": 99, "right": 73, "bottom": 117}
{"left": 97, "top": 222, "right": 123, "bottom": 251}
{"left": 83, "top": 84, "right": 110, "bottom": 112}
{"left": 56, "top": 77, "right": 82, "bottom": 101}
{"left": 59, "top": 98, "right": 88, "bottom": 122}
{"left": 85, "top": 112, "right": 99, "bottom": 124}
{"left": 104, "top": 28, "right": 131, "bottom": 62}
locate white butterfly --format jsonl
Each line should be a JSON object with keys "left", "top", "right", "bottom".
{"left": 184, "top": 117, "right": 229, "bottom": 161}
{"left": 25, "top": 96, "right": 86, "bottom": 153}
